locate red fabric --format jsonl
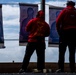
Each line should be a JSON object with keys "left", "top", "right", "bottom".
{"left": 25, "top": 17, "right": 50, "bottom": 42}
{"left": 56, "top": 6, "right": 76, "bottom": 30}
{"left": 37, "top": 10, "right": 44, "bottom": 18}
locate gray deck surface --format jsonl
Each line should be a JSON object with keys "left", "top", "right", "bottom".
{"left": 0, "top": 73, "right": 76, "bottom": 75}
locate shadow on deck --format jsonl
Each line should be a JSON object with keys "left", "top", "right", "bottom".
{"left": 0, "top": 62, "right": 76, "bottom": 73}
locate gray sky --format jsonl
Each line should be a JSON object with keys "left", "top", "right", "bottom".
{"left": 0, "top": 0, "right": 75, "bottom": 63}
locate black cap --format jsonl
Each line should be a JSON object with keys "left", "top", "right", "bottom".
{"left": 67, "top": 1, "right": 75, "bottom": 6}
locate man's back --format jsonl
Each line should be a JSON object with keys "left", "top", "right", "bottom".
{"left": 26, "top": 10, "right": 50, "bottom": 42}
{"left": 62, "top": 7, "right": 76, "bottom": 29}
{"left": 56, "top": 6, "right": 76, "bottom": 30}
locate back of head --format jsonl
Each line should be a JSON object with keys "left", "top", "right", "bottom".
{"left": 36, "top": 10, "right": 44, "bottom": 19}
{"left": 67, "top": 1, "right": 75, "bottom": 6}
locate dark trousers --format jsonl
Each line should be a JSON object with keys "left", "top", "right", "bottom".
{"left": 22, "top": 42, "right": 45, "bottom": 71}
{"left": 58, "top": 29, "right": 76, "bottom": 72}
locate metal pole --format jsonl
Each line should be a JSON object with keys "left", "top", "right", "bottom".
{"left": 41, "top": 0, "right": 45, "bottom": 12}
{"left": 41, "top": 0, "right": 45, "bottom": 20}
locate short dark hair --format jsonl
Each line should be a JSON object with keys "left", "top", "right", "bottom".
{"left": 67, "top": 1, "right": 75, "bottom": 6}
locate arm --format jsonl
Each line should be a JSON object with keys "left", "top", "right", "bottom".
{"left": 45, "top": 23, "right": 50, "bottom": 37}
{"left": 25, "top": 19, "right": 33, "bottom": 32}
{"left": 56, "top": 9, "right": 65, "bottom": 35}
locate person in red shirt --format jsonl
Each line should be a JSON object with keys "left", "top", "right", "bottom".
{"left": 19, "top": 10, "right": 50, "bottom": 73}
{"left": 56, "top": 1, "right": 76, "bottom": 73}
